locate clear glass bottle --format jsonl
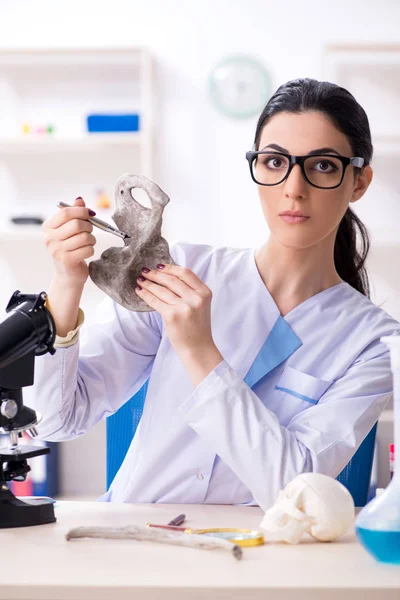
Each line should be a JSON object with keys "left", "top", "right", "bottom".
{"left": 355, "top": 334, "right": 400, "bottom": 564}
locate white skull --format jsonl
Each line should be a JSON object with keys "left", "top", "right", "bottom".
{"left": 259, "top": 473, "right": 355, "bottom": 544}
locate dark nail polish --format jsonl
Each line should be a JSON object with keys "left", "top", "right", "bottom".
{"left": 136, "top": 285, "right": 142, "bottom": 291}
{"left": 157, "top": 264, "right": 165, "bottom": 269}
{"left": 142, "top": 267, "right": 150, "bottom": 273}
{"left": 88, "top": 209, "right": 96, "bottom": 217}
{"left": 138, "top": 275, "right": 146, "bottom": 282}
{"left": 75, "top": 196, "right": 83, "bottom": 200}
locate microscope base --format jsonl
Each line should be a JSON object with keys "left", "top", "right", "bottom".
{"left": 0, "top": 486, "right": 56, "bottom": 528}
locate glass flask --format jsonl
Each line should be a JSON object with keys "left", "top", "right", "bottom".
{"left": 355, "top": 334, "right": 400, "bottom": 564}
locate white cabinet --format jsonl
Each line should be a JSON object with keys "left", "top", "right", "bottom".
{"left": 0, "top": 48, "right": 155, "bottom": 497}
{"left": 324, "top": 45, "right": 400, "bottom": 321}
{"left": 324, "top": 45, "right": 400, "bottom": 140}
{"left": 324, "top": 45, "right": 399, "bottom": 481}
{"left": 0, "top": 47, "right": 154, "bottom": 314}
{"left": 324, "top": 45, "right": 400, "bottom": 236}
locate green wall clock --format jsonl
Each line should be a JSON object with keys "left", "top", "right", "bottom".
{"left": 209, "top": 55, "right": 271, "bottom": 118}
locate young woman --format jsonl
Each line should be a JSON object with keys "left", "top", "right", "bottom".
{"left": 32, "top": 78, "right": 398, "bottom": 510}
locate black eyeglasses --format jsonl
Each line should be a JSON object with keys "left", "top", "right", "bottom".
{"left": 245, "top": 150, "right": 365, "bottom": 190}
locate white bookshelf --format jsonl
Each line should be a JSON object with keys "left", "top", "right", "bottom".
{"left": 0, "top": 46, "right": 154, "bottom": 338}
{"left": 0, "top": 48, "right": 156, "bottom": 499}
{"left": 0, "top": 133, "right": 142, "bottom": 155}
{"left": 0, "top": 47, "right": 154, "bottom": 240}
{"left": 323, "top": 47, "right": 399, "bottom": 481}
{"left": 323, "top": 44, "right": 400, "bottom": 248}
{"left": 324, "top": 45, "right": 400, "bottom": 140}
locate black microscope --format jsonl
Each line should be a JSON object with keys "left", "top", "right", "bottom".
{"left": 0, "top": 290, "right": 57, "bottom": 528}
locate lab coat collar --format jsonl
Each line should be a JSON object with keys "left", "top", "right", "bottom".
{"left": 211, "top": 247, "right": 302, "bottom": 390}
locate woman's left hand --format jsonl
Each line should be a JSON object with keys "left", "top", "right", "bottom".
{"left": 135, "top": 263, "right": 216, "bottom": 357}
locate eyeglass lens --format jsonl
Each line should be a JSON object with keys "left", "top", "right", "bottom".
{"left": 252, "top": 153, "right": 344, "bottom": 188}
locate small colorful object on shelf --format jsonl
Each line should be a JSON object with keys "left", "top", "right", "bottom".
{"left": 390, "top": 443, "right": 395, "bottom": 480}
{"left": 95, "top": 188, "right": 111, "bottom": 210}
{"left": 21, "top": 123, "right": 55, "bottom": 136}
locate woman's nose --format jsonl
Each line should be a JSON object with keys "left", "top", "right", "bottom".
{"left": 284, "top": 164, "right": 308, "bottom": 199}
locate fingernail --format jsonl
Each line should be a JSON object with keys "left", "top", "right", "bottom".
{"left": 157, "top": 264, "right": 165, "bottom": 269}
{"left": 88, "top": 209, "right": 96, "bottom": 217}
{"left": 75, "top": 196, "right": 83, "bottom": 200}
{"left": 136, "top": 285, "right": 142, "bottom": 291}
{"left": 138, "top": 276, "right": 146, "bottom": 282}
{"left": 142, "top": 267, "right": 150, "bottom": 273}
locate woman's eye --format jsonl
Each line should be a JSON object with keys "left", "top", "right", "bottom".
{"left": 266, "top": 157, "right": 284, "bottom": 169}
{"left": 314, "top": 160, "right": 337, "bottom": 172}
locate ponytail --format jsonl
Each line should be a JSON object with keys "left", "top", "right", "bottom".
{"left": 334, "top": 207, "right": 370, "bottom": 297}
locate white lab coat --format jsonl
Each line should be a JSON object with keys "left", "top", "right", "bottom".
{"left": 27, "top": 242, "right": 399, "bottom": 510}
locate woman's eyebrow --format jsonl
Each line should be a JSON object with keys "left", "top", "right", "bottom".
{"left": 259, "top": 143, "right": 342, "bottom": 156}
{"left": 308, "top": 147, "right": 341, "bottom": 156}
{"left": 260, "top": 143, "right": 288, "bottom": 153}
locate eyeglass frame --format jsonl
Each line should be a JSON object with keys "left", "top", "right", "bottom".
{"left": 245, "top": 150, "right": 365, "bottom": 190}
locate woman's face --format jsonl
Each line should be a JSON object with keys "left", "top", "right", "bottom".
{"left": 256, "top": 111, "right": 372, "bottom": 250}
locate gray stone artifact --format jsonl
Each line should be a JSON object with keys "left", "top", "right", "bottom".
{"left": 89, "top": 174, "right": 175, "bottom": 312}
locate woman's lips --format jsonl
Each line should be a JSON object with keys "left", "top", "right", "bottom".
{"left": 280, "top": 215, "right": 310, "bottom": 224}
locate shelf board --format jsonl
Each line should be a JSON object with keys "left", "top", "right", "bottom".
{"left": 0, "top": 133, "right": 142, "bottom": 154}
{"left": 0, "top": 224, "right": 44, "bottom": 240}
{"left": 378, "top": 409, "right": 393, "bottom": 424}
{"left": 369, "top": 228, "right": 400, "bottom": 246}
{"left": 0, "top": 224, "right": 123, "bottom": 247}
{"left": 373, "top": 138, "right": 400, "bottom": 154}
{"left": 0, "top": 47, "right": 146, "bottom": 67}
{"left": 324, "top": 47, "right": 400, "bottom": 67}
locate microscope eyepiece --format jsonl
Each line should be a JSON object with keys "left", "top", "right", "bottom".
{"left": 0, "top": 291, "right": 56, "bottom": 369}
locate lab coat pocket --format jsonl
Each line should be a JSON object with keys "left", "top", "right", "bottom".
{"left": 274, "top": 365, "right": 333, "bottom": 423}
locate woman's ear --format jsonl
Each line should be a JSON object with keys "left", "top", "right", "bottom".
{"left": 350, "top": 165, "right": 373, "bottom": 204}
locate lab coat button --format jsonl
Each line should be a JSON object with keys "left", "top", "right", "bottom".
{"left": 197, "top": 473, "right": 204, "bottom": 480}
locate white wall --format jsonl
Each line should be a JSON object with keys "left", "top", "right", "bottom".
{"left": 1, "top": 0, "right": 400, "bottom": 248}
{"left": 0, "top": 0, "right": 398, "bottom": 496}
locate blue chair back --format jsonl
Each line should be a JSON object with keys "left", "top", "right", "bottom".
{"left": 106, "top": 380, "right": 149, "bottom": 490}
{"left": 106, "top": 383, "right": 378, "bottom": 506}
{"left": 336, "top": 422, "right": 377, "bottom": 506}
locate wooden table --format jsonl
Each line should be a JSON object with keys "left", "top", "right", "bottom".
{"left": 1, "top": 501, "right": 399, "bottom": 599}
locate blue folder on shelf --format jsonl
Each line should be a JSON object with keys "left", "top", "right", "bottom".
{"left": 86, "top": 114, "right": 140, "bottom": 132}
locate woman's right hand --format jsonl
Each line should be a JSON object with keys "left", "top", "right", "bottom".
{"left": 42, "top": 197, "right": 97, "bottom": 287}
